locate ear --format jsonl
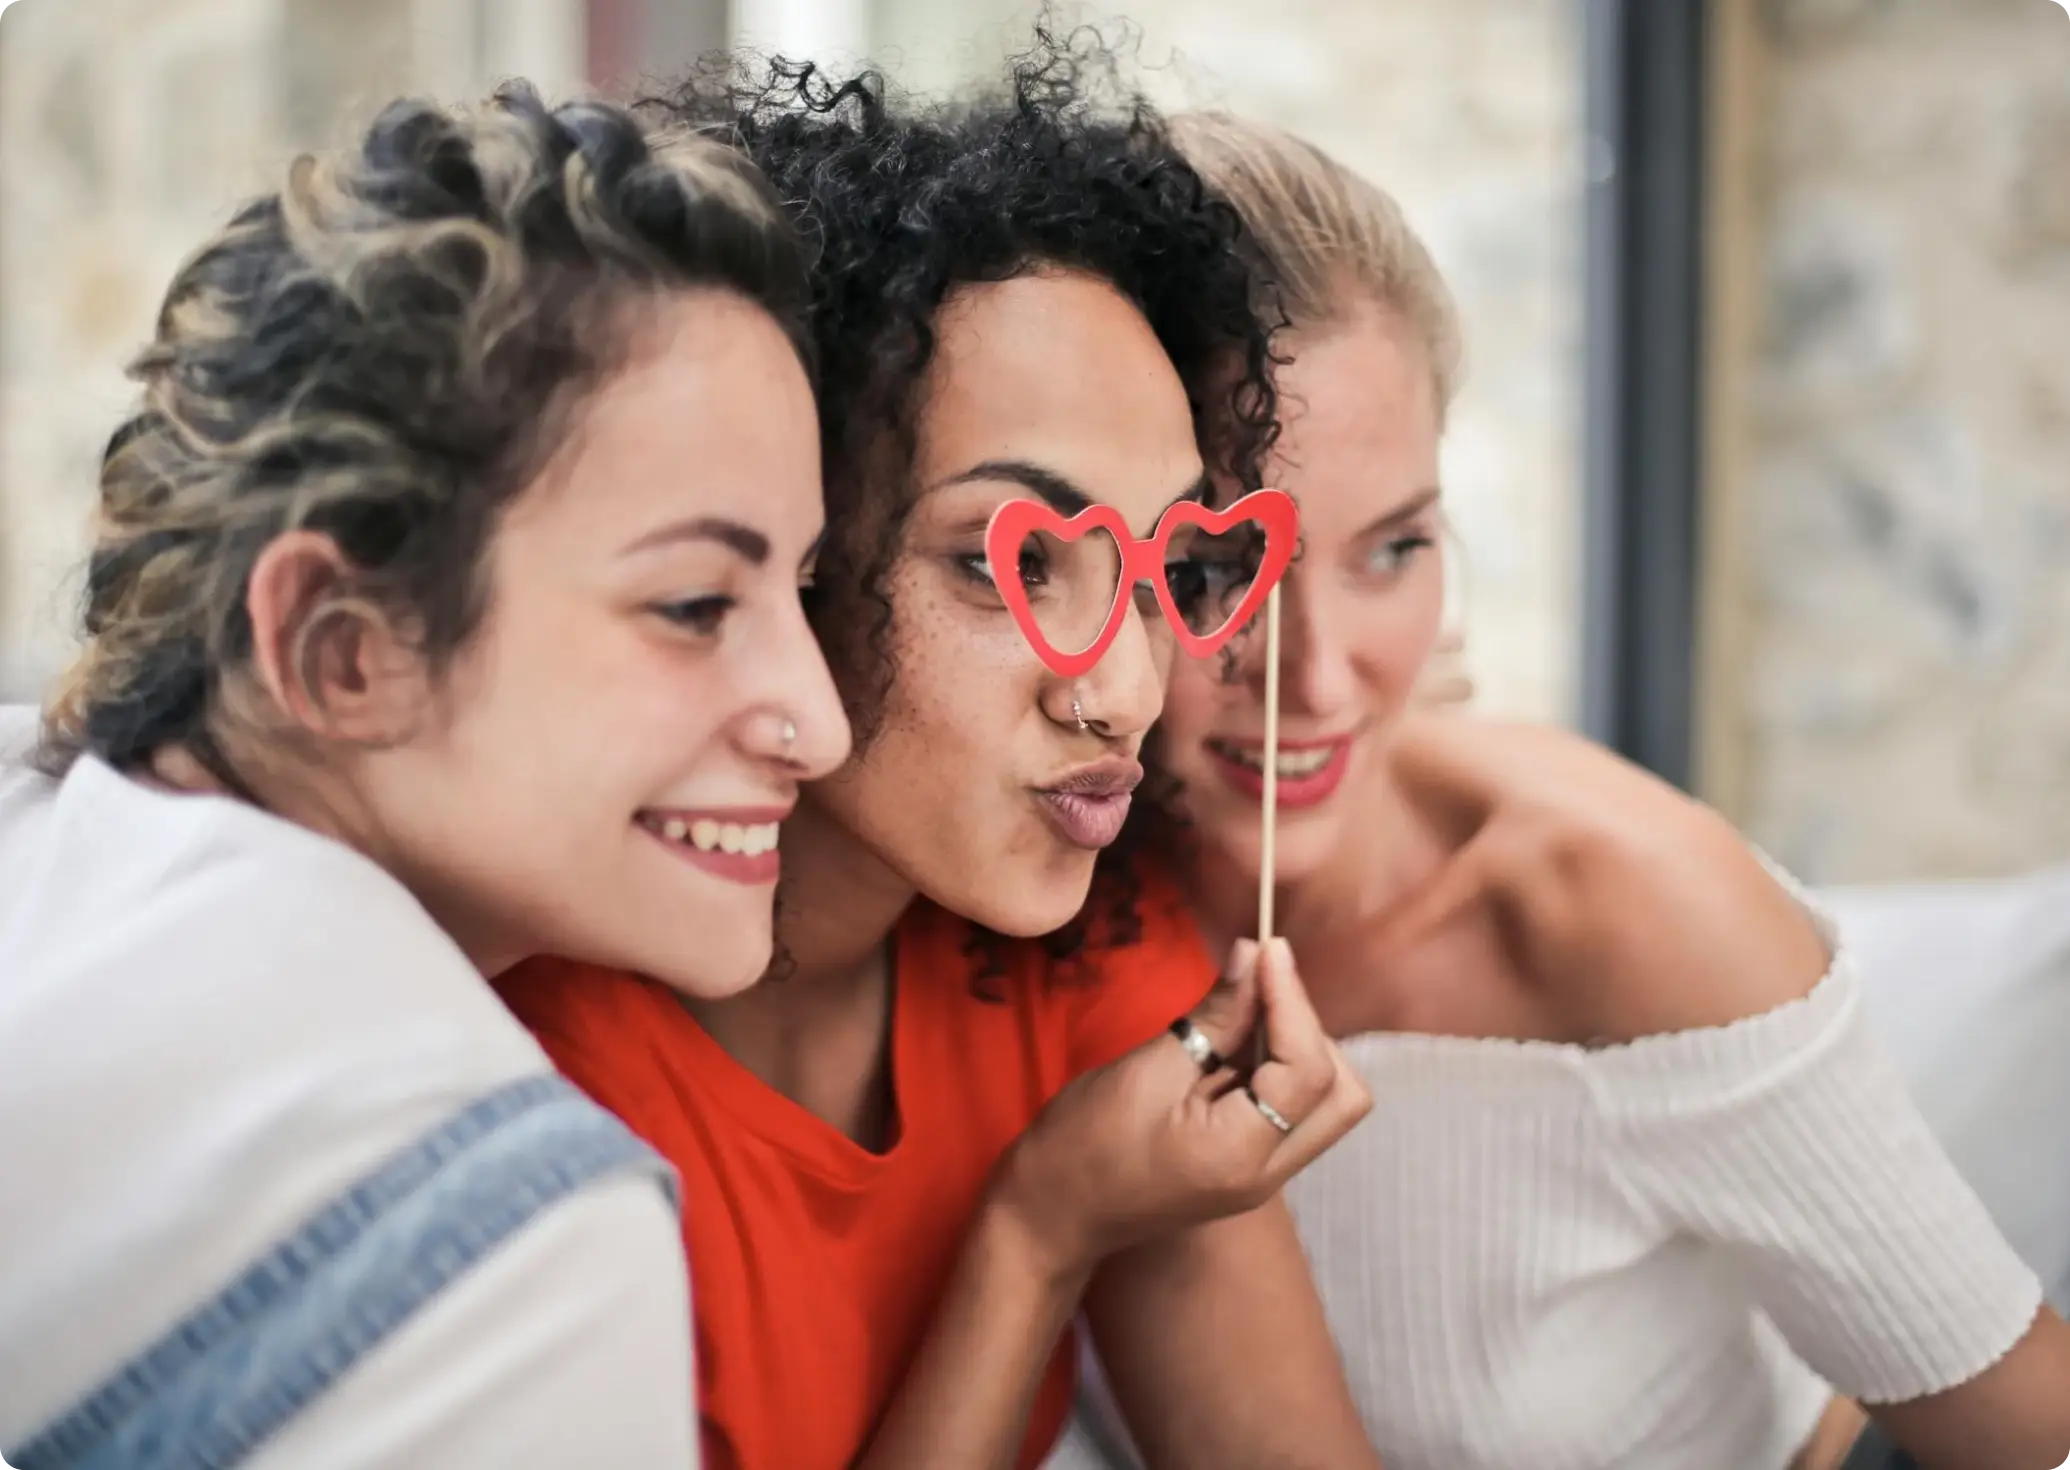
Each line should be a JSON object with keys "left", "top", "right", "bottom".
{"left": 244, "top": 530, "right": 426, "bottom": 745}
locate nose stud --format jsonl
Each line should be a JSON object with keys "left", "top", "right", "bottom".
{"left": 781, "top": 718, "right": 797, "bottom": 751}
{"left": 1072, "top": 697, "right": 1088, "bottom": 731}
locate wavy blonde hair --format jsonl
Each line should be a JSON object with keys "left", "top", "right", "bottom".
{"left": 41, "top": 83, "right": 805, "bottom": 782}
{"left": 1172, "top": 112, "right": 1461, "bottom": 418}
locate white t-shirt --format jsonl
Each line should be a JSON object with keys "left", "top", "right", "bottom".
{"left": 0, "top": 707, "right": 698, "bottom": 1467}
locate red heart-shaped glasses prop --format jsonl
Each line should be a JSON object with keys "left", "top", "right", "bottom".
{"left": 984, "top": 488, "right": 1298, "bottom": 678}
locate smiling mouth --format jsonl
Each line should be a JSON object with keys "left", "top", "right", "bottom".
{"left": 1205, "top": 739, "right": 1341, "bottom": 780}
{"left": 635, "top": 808, "right": 786, "bottom": 885}
{"left": 1202, "top": 737, "right": 1355, "bottom": 812}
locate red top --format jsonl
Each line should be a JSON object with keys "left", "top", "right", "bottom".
{"left": 496, "top": 866, "right": 1217, "bottom": 1470}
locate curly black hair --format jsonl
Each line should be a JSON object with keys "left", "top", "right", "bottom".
{"left": 642, "top": 27, "right": 1282, "bottom": 983}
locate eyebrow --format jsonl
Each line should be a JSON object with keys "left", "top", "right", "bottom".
{"left": 620, "top": 516, "right": 771, "bottom": 565}
{"left": 938, "top": 458, "right": 1212, "bottom": 534}
{"left": 1353, "top": 486, "right": 1443, "bottom": 540}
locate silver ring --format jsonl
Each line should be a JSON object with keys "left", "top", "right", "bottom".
{"left": 1248, "top": 1085, "right": 1293, "bottom": 1134}
{"left": 1167, "top": 1015, "right": 1223, "bottom": 1073}
{"left": 1072, "top": 697, "right": 1088, "bottom": 731}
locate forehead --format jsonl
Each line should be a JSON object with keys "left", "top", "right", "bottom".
{"left": 912, "top": 270, "right": 1203, "bottom": 524}
{"left": 1266, "top": 312, "right": 1441, "bottom": 533}
{"left": 512, "top": 290, "right": 819, "bottom": 545}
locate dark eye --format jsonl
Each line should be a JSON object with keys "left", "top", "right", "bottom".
{"left": 1017, "top": 544, "right": 1050, "bottom": 587}
{"left": 955, "top": 546, "right": 1050, "bottom": 590}
{"left": 1165, "top": 530, "right": 1264, "bottom": 621}
{"left": 654, "top": 596, "right": 734, "bottom": 637}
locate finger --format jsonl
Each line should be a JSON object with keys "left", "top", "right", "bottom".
{"left": 1191, "top": 938, "right": 1321, "bottom": 1111}
{"left": 1130, "top": 941, "right": 1260, "bottom": 1103}
{"left": 1262, "top": 1048, "right": 1375, "bottom": 1177}
{"left": 1203, "top": 1036, "right": 1348, "bottom": 1152}
{"left": 1250, "top": 938, "right": 1332, "bottom": 1077}
{"left": 1242, "top": 1079, "right": 1296, "bottom": 1137}
{"left": 1212, "top": 941, "right": 1335, "bottom": 1122}
{"left": 1182, "top": 939, "right": 1262, "bottom": 1062}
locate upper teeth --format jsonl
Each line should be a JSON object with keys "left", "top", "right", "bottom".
{"left": 653, "top": 816, "right": 780, "bottom": 855}
{"left": 1216, "top": 743, "right": 1335, "bottom": 778}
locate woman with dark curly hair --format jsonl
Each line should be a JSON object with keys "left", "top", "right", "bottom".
{"left": 497, "top": 38, "right": 1381, "bottom": 1470}
{"left": 0, "top": 86, "right": 848, "bottom": 1466}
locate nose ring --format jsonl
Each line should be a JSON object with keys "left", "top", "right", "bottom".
{"left": 1072, "top": 697, "right": 1088, "bottom": 732}
{"left": 781, "top": 718, "right": 797, "bottom": 751}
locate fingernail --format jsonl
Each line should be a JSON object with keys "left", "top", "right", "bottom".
{"left": 1227, "top": 938, "right": 1259, "bottom": 978}
{"left": 1268, "top": 936, "right": 1294, "bottom": 971}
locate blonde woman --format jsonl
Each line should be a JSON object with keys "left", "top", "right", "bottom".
{"left": 1073, "top": 116, "right": 2070, "bottom": 1470}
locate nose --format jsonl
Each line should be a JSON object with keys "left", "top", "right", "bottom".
{"left": 1072, "top": 595, "right": 1167, "bottom": 740}
{"left": 743, "top": 592, "right": 853, "bottom": 777}
{"left": 1257, "top": 569, "right": 1358, "bottom": 719}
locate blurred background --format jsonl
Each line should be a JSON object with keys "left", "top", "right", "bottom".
{"left": 3, "top": 0, "right": 2070, "bottom": 891}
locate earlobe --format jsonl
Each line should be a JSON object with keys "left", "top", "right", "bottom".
{"left": 245, "top": 531, "right": 425, "bottom": 745}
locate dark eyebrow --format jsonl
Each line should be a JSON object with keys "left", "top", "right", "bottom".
{"left": 620, "top": 516, "right": 770, "bottom": 565}
{"left": 1353, "top": 487, "right": 1442, "bottom": 540}
{"left": 939, "top": 459, "right": 1211, "bottom": 535}
{"left": 939, "top": 459, "right": 1091, "bottom": 517}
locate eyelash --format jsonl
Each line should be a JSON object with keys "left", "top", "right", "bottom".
{"left": 1363, "top": 533, "right": 1435, "bottom": 578}
{"left": 652, "top": 595, "right": 735, "bottom": 638}
{"left": 955, "top": 550, "right": 1220, "bottom": 627}
{"left": 954, "top": 551, "right": 1052, "bottom": 592}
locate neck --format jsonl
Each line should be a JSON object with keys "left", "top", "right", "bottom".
{"left": 151, "top": 741, "right": 524, "bottom": 978}
{"left": 1183, "top": 771, "right": 1437, "bottom": 998}
{"left": 753, "top": 789, "right": 916, "bottom": 1001}
{"left": 679, "top": 787, "right": 913, "bottom": 1144}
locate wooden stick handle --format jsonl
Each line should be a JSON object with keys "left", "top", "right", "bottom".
{"left": 1258, "top": 582, "right": 1281, "bottom": 943}
{"left": 1249, "top": 584, "right": 1282, "bottom": 1074}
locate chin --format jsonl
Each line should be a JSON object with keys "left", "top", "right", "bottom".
{"left": 951, "top": 854, "right": 1096, "bottom": 939}
{"left": 634, "top": 930, "right": 773, "bottom": 1000}
{"left": 1197, "top": 806, "right": 1336, "bottom": 890}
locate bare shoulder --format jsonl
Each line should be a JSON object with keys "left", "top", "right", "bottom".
{"left": 1380, "top": 716, "right": 1832, "bottom": 1041}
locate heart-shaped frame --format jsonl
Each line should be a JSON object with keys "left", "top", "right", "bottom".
{"left": 984, "top": 488, "right": 1299, "bottom": 678}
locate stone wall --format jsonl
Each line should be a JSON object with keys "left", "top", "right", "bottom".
{"left": 1711, "top": 0, "right": 2070, "bottom": 881}
{"left": 0, "top": 0, "right": 585, "bottom": 699}
{"left": 0, "top": 0, "right": 1584, "bottom": 725}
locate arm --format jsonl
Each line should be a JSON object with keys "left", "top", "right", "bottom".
{"left": 855, "top": 941, "right": 1372, "bottom": 1470}
{"left": 1379, "top": 721, "right": 2070, "bottom": 1470}
{"left": 1866, "top": 1310, "right": 2070, "bottom": 1470}
{"left": 1085, "top": 1199, "right": 1381, "bottom": 1470}
{"left": 247, "top": 1176, "right": 699, "bottom": 1469}
{"left": 852, "top": 1202, "right": 1090, "bottom": 1470}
